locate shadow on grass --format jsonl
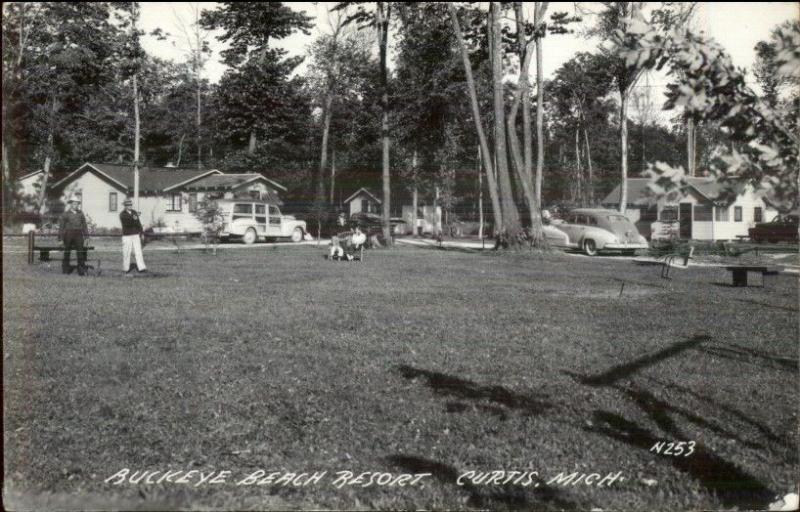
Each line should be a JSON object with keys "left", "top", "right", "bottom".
{"left": 586, "top": 401, "right": 774, "bottom": 510}
{"left": 576, "top": 334, "right": 711, "bottom": 387}
{"left": 563, "top": 334, "right": 776, "bottom": 509}
{"left": 397, "top": 365, "right": 552, "bottom": 416}
{"left": 654, "top": 378, "right": 798, "bottom": 454}
{"left": 399, "top": 242, "right": 486, "bottom": 255}
{"left": 727, "top": 296, "right": 799, "bottom": 313}
{"left": 699, "top": 343, "right": 798, "bottom": 372}
{"left": 387, "top": 454, "right": 580, "bottom": 511}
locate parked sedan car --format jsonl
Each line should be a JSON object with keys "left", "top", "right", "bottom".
{"left": 544, "top": 208, "right": 649, "bottom": 256}
{"left": 748, "top": 214, "right": 799, "bottom": 243}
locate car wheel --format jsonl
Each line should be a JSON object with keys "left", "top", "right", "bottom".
{"left": 290, "top": 227, "right": 304, "bottom": 243}
{"left": 242, "top": 228, "right": 257, "bottom": 245}
{"left": 583, "top": 239, "right": 598, "bottom": 256}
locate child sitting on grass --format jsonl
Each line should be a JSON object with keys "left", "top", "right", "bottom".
{"left": 329, "top": 235, "right": 345, "bottom": 260}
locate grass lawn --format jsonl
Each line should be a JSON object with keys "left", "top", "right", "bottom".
{"left": 3, "top": 244, "right": 798, "bottom": 511}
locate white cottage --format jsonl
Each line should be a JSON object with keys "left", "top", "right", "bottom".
{"left": 602, "top": 177, "right": 779, "bottom": 241}
{"left": 49, "top": 163, "right": 287, "bottom": 232}
{"left": 343, "top": 188, "right": 382, "bottom": 217}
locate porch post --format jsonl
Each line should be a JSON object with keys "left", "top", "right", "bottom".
{"left": 711, "top": 205, "right": 716, "bottom": 242}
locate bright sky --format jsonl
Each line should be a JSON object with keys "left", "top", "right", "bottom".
{"left": 140, "top": 1, "right": 798, "bottom": 121}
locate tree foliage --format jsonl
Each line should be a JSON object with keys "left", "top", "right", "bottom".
{"left": 616, "top": 18, "right": 800, "bottom": 212}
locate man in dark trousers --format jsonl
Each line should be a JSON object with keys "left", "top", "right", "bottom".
{"left": 120, "top": 198, "right": 147, "bottom": 275}
{"left": 59, "top": 196, "right": 89, "bottom": 275}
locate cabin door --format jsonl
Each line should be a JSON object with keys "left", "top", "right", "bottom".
{"left": 679, "top": 203, "right": 693, "bottom": 239}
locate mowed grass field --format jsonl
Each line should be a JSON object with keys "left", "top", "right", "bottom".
{"left": 3, "top": 244, "right": 798, "bottom": 511}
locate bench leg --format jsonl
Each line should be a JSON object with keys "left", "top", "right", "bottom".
{"left": 731, "top": 269, "right": 748, "bottom": 287}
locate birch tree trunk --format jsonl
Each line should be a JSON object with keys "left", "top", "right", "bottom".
{"left": 490, "top": 2, "right": 521, "bottom": 237}
{"left": 618, "top": 88, "right": 629, "bottom": 213}
{"left": 478, "top": 145, "right": 484, "bottom": 239}
{"left": 319, "top": 92, "right": 334, "bottom": 205}
{"left": 176, "top": 133, "right": 185, "bottom": 166}
{"left": 133, "top": 73, "right": 140, "bottom": 209}
{"left": 196, "top": 78, "right": 202, "bottom": 169}
{"left": 377, "top": 2, "right": 392, "bottom": 245}
{"left": 534, "top": 2, "right": 548, "bottom": 207}
{"left": 411, "top": 150, "right": 418, "bottom": 237}
{"left": 687, "top": 117, "right": 696, "bottom": 176}
{"left": 248, "top": 131, "right": 256, "bottom": 155}
{"left": 330, "top": 150, "right": 336, "bottom": 204}
{"left": 37, "top": 97, "right": 58, "bottom": 216}
{"left": 584, "top": 124, "right": 594, "bottom": 205}
{"left": 448, "top": 3, "right": 502, "bottom": 229}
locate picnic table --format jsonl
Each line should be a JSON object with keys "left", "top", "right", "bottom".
{"left": 724, "top": 265, "right": 779, "bottom": 287}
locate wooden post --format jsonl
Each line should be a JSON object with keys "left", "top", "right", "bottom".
{"left": 27, "top": 230, "right": 35, "bottom": 264}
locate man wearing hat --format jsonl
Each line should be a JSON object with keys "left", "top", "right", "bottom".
{"left": 59, "top": 195, "right": 89, "bottom": 275}
{"left": 119, "top": 198, "right": 147, "bottom": 274}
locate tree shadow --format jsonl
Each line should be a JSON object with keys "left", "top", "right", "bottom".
{"left": 397, "top": 365, "right": 552, "bottom": 416}
{"left": 586, "top": 405, "right": 774, "bottom": 510}
{"left": 729, "top": 296, "right": 799, "bottom": 313}
{"left": 699, "top": 344, "right": 798, "bottom": 372}
{"left": 653, "top": 378, "right": 797, "bottom": 455}
{"left": 387, "top": 454, "right": 581, "bottom": 511}
{"left": 399, "top": 242, "right": 486, "bottom": 255}
{"left": 576, "top": 334, "right": 711, "bottom": 387}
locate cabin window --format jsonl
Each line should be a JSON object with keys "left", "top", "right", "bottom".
{"left": 660, "top": 206, "right": 678, "bottom": 222}
{"left": 188, "top": 193, "right": 198, "bottom": 213}
{"left": 167, "top": 193, "right": 182, "bottom": 212}
{"left": 754, "top": 207, "right": 763, "bottom": 223}
{"left": 734, "top": 206, "right": 742, "bottom": 222}
{"left": 362, "top": 199, "right": 368, "bottom": 213}
{"left": 693, "top": 204, "right": 712, "bottom": 221}
{"left": 715, "top": 206, "right": 729, "bottom": 222}
{"left": 640, "top": 205, "right": 658, "bottom": 222}
{"left": 109, "top": 192, "right": 118, "bottom": 212}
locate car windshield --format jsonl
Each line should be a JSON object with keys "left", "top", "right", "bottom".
{"left": 604, "top": 215, "right": 635, "bottom": 227}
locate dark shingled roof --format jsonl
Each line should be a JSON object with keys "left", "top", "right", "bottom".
{"left": 182, "top": 173, "right": 287, "bottom": 192}
{"left": 92, "top": 163, "right": 220, "bottom": 193}
{"left": 52, "top": 163, "right": 220, "bottom": 193}
{"left": 601, "top": 177, "right": 748, "bottom": 206}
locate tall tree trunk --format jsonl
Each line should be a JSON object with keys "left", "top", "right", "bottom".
{"left": 508, "top": 2, "right": 537, "bottom": 226}
{"left": 490, "top": 2, "right": 521, "bottom": 238}
{"left": 434, "top": 185, "right": 441, "bottom": 236}
{"left": 618, "top": 88, "right": 630, "bottom": 213}
{"left": 534, "top": 2, "right": 548, "bottom": 207}
{"left": 2, "top": 137, "right": 11, "bottom": 220}
{"left": 37, "top": 97, "right": 59, "bottom": 216}
{"left": 411, "top": 150, "right": 418, "bottom": 237}
{"left": 583, "top": 124, "right": 594, "bottom": 205}
{"left": 176, "top": 133, "right": 185, "bottom": 166}
{"left": 196, "top": 78, "right": 202, "bottom": 169}
{"left": 687, "top": 117, "right": 696, "bottom": 176}
{"left": 133, "top": 73, "right": 140, "bottom": 209}
{"left": 319, "top": 92, "right": 334, "bottom": 205}
{"left": 330, "top": 150, "right": 336, "bottom": 204}
{"left": 477, "top": 145, "right": 484, "bottom": 240}
{"left": 575, "top": 126, "right": 582, "bottom": 204}
{"left": 448, "top": 3, "right": 502, "bottom": 229}
{"left": 377, "top": 2, "right": 392, "bottom": 245}
{"left": 248, "top": 130, "right": 256, "bottom": 155}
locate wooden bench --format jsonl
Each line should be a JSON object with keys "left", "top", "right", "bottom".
{"left": 32, "top": 245, "right": 95, "bottom": 262}
{"left": 724, "top": 266, "right": 779, "bottom": 287}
